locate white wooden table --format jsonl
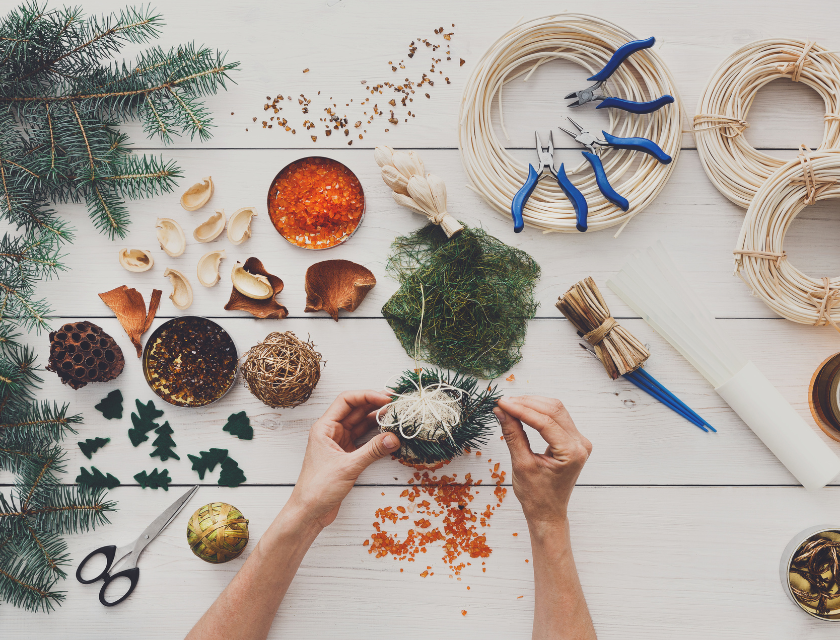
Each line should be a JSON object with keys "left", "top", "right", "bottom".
{"left": 6, "top": 1, "right": 840, "bottom": 636}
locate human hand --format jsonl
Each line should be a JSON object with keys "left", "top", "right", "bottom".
{"left": 286, "top": 390, "right": 400, "bottom": 529}
{"left": 494, "top": 396, "right": 592, "bottom": 529}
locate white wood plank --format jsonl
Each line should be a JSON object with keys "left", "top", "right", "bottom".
{"left": 36, "top": 149, "right": 840, "bottom": 321}
{"left": 57, "top": 0, "right": 840, "bottom": 151}
{"left": 3, "top": 315, "right": 839, "bottom": 487}
{"left": 6, "top": 486, "right": 840, "bottom": 639}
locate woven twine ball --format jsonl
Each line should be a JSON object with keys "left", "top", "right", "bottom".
{"left": 240, "top": 331, "right": 322, "bottom": 408}
{"left": 186, "top": 502, "right": 249, "bottom": 564}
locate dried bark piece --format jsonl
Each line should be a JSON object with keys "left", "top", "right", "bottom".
{"left": 304, "top": 260, "right": 376, "bottom": 321}
{"left": 99, "top": 285, "right": 163, "bottom": 357}
{"left": 46, "top": 321, "right": 125, "bottom": 389}
{"left": 224, "top": 257, "right": 288, "bottom": 319}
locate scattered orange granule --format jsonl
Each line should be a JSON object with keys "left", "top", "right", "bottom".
{"left": 506, "top": 374, "right": 515, "bottom": 382}
{"left": 267, "top": 157, "right": 363, "bottom": 248}
{"left": 517, "top": 595, "right": 523, "bottom": 599}
{"left": 512, "top": 533, "right": 518, "bottom": 537}
{"left": 525, "top": 559, "right": 529, "bottom": 563}
{"left": 461, "top": 610, "right": 467, "bottom": 616}
{"left": 365, "top": 454, "right": 509, "bottom": 578}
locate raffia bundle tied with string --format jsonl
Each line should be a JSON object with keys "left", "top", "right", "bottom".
{"left": 459, "top": 13, "right": 682, "bottom": 235}
{"left": 374, "top": 146, "right": 463, "bottom": 238}
{"left": 556, "top": 277, "right": 649, "bottom": 379}
{"left": 735, "top": 149, "right": 840, "bottom": 333}
{"left": 240, "top": 332, "right": 323, "bottom": 408}
{"left": 694, "top": 39, "right": 840, "bottom": 208}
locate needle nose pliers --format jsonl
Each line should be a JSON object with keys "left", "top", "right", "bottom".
{"left": 511, "top": 131, "right": 588, "bottom": 233}
{"left": 557, "top": 117, "right": 672, "bottom": 215}
{"left": 565, "top": 37, "right": 675, "bottom": 114}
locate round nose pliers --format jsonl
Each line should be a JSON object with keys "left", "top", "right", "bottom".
{"left": 557, "top": 116, "right": 672, "bottom": 216}
{"left": 565, "top": 37, "right": 675, "bottom": 114}
{"left": 511, "top": 131, "right": 588, "bottom": 233}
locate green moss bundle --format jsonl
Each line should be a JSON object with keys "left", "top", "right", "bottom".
{"left": 377, "top": 367, "right": 500, "bottom": 464}
{"left": 382, "top": 224, "right": 540, "bottom": 379}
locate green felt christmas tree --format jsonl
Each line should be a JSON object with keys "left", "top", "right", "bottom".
{"left": 223, "top": 412, "right": 253, "bottom": 440}
{"left": 76, "top": 466, "right": 121, "bottom": 490}
{"left": 78, "top": 437, "right": 110, "bottom": 459}
{"left": 134, "top": 468, "right": 171, "bottom": 490}
{"left": 218, "top": 457, "right": 246, "bottom": 488}
{"left": 188, "top": 448, "right": 228, "bottom": 480}
{"left": 94, "top": 390, "right": 123, "bottom": 420}
{"left": 128, "top": 399, "right": 163, "bottom": 447}
{"left": 149, "top": 422, "right": 179, "bottom": 461}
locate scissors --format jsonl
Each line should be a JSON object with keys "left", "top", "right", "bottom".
{"left": 76, "top": 485, "right": 198, "bottom": 606}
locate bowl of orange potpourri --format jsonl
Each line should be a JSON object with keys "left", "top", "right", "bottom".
{"left": 267, "top": 156, "right": 365, "bottom": 249}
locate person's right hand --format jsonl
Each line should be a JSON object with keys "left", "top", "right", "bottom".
{"left": 494, "top": 396, "right": 592, "bottom": 527}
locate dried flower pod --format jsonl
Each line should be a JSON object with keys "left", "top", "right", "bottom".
{"left": 99, "top": 286, "right": 162, "bottom": 357}
{"left": 381, "top": 165, "right": 410, "bottom": 195}
{"left": 193, "top": 210, "right": 226, "bottom": 243}
{"left": 224, "top": 257, "right": 288, "bottom": 319}
{"left": 119, "top": 248, "right": 154, "bottom": 272}
{"left": 304, "top": 260, "right": 376, "bottom": 321}
{"left": 374, "top": 145, "right": 395, "bottom": 168}
{"left": 391, "top": 150, "right": 424, "bottom": 178}
{"left": 181, "top": 177, "right": 214, "bottom": 211}
{"left": 227, "top": 207, "right": 257, "bottom": 245}
{"left": 46, "top": 321, "right": 125, "bottom": 389}
{"left": 197, "top": 249, "right": 226, "bottom": 287}
{"left": 164, "top": 268, "right": 193, "bottom": 310}
{"left": 231, "top": 261, "right": 273, "bottom": 299}
{"left": 156, "top": 218, "right": 186, "bottom": 257}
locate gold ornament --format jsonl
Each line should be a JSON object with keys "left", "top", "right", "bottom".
{"left": 186, "top": 502, "right": 249, "bottom": 564}
{"left": 240, "top": 331, "right": 322, "bottom": 408}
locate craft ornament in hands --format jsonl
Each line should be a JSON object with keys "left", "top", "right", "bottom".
{"left": 375, "top": 146, "right": 463, "bottom": 237}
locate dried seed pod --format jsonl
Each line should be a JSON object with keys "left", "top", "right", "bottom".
{"left": 46, "top": 321, "right": 125, "bottom": 390}
{"left": 227, "top": 207, "right": 257, "bottom": 245}
{"left": 164, "top": 268, "right": 193, "bottom": 310}
{"left": 193, "top": 210, "right": 226, "bottom": 243}
{"left": 231, "top": 261, "right": 273, "bottom": 299}
{"left": 197, "top": 249, "right": 226, "bottom": 287}
{"left": 119, "top": 248, "right": 154, "bottom": 273}
{"left": 224, "top": 257, "right": 288, "bottom": 319}
{"left": 181, "top": 177, "right": 214, "bottom": 211}
{"left": 304, "top": 260, "right": 376, "bottom": 321}
{"left": 156, "top": 218, "right": 186, "bottom": 257}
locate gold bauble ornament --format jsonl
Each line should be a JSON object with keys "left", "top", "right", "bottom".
{"left": 186, "top": 502, "right": 249, "bottom": 563}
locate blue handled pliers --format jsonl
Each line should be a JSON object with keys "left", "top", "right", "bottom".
{"left": 557, "top": 117, "right": 672, "bottom": 213}
{"left": 511, "top": 131, "right": 588, "bottom": 233}
{"left": 565, "top": 37, "right": 674, "bottom": 114}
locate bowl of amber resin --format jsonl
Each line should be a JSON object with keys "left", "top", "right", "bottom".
{"left": 781, "top": 525, "right": 840, "bottom": 621}
{"left": 142, "top": 316, "right": 238, "bottom": 408}
{"left": 267, "top": 156, "right": 365, "bottom": 250}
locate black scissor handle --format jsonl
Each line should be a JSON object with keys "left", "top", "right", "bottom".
{"left": 76, "top": 545, "right": 116, "bottom": 584}
{"left": 98, "top": 566, "right": 139, "bottom": 607}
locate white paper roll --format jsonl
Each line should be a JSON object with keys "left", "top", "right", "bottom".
{"left": 715, "top": 361, "right": 840, "bottom": 490}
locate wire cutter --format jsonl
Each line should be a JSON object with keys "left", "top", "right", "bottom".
{"left": 557, "top": 117, "right": 672, "bottom": 212}
{"left": 511, "top": 131, "right": 588, "bottom": 233}
{"left": 565, "top": 37, "right": 675, "bottom": 114}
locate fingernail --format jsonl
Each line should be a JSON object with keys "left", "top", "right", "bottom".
{"left": 383, "top": 434, "right": 399, "bottom": 449}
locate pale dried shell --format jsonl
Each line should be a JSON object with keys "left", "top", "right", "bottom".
{"left": 118, "top": 248, "right": 154, "bottom": 273}
{"left": 227, "top": 207, "right": 257, "bottom": 245}
{"left": 196, "top": 249, "right": 226, "bottom": 287}
{"left": 163, "top": 268, "right": 193, "bottom": 310}
{"left": 180, "top": 177, "right": 214, "bottom": 211}
{"left": 155, "top": 218, "right": 186, "bottom": 257}
{"left": 381, "top": 165, "right": 410, "bottom": 195}
{"left": 374, "top": 145, "right": 395, "bottom": 168}
{"left": 231, "top": 261, "right": 273, "bottom": 300}
{"left": 193, "top": 209, "right": 226, "bottom": 243}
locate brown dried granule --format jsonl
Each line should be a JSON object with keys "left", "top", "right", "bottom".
{"left": 425, "top": 93, "right": 430, "bottom": 98}
{"left": 389, "top": 117, "right": 398, "bottom": 125}
{"left": 325, "top": 130, "right": 331, "bottom": 136}
{"left": 303, "top": 68, "right": 309, "bottom": 73}
{"left": 354, "top": 121, "right": 362, "bottom": 128}
{"left": 311, "top": 135, "right": 317, "bottom": 142}
{"left": 348, "top": 140, "right": 353, "bottom": 145}
{"left": 389, "top": 99, "right": 396, "bottom": 106}
{"left": 460, "top": 58, "right": 465, "bottom": 66}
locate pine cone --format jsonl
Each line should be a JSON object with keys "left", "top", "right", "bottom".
{"left": 47, "top": 321, "right": 125, "bottom": 389}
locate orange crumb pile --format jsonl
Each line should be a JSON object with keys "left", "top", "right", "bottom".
{"left": 268, "top": 157, "right": 363, "bottom": 249}
{"left": 365, "top": 452, "right": 508, "bottom": 579}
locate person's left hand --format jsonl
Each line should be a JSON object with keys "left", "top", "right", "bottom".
{"left": 286, "top": 390, "right": 400, "bottom": 529}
